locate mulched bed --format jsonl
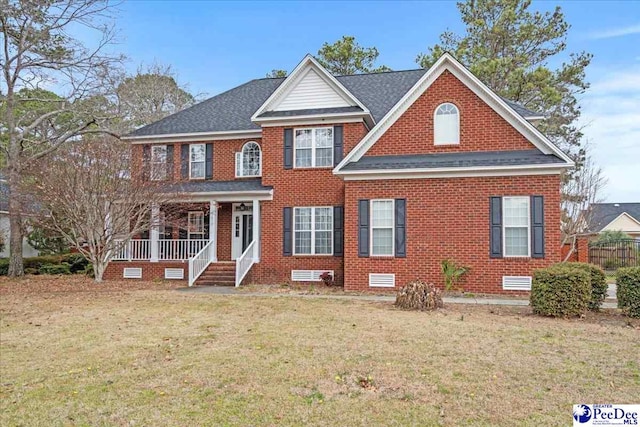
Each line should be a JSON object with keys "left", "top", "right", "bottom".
{"left": 0, "top": 275, "right": 183, "bottom": 295}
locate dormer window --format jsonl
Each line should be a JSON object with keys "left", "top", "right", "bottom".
{"left": 434, "top": 103, "right": 460, "bottom": 145}
{"left": 235, "top": 141, "right": 262, "bottom": 177}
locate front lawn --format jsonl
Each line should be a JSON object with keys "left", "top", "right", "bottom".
{"left": 1, "top": 277, "right": 638, "bottom": 426}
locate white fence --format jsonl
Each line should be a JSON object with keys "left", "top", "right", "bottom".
{"left": 188, "top": 240, "right": 214, "bottom": 286}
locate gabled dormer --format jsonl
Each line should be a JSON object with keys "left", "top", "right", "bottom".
{"left": 252, "top": 55, "right": 375, "bottom": 128}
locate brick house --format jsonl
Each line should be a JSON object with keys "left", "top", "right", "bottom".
{"left": 107, "top": 53, "right": 574, "bottom": 293}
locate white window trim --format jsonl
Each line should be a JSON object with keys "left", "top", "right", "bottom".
{"left": 188, "top": 211, "right": 205, "bottom": 239}
{"left": 370, "top": 199, "right": 395, "bottom": 257}
{"left": 189, "top": 143, "right": 206, "bottom": 180}
{"left": 150, "top": 145, "right": 167, "bottom": 181}
{"left": 502, "top": 196, "right": 531, "bottom": 258}
{"left": 434, "top": 102, "right": 460, "bottom": 146}
{"left": 292, "top": 206, "right": 334, "bottom": 256}
{"left": 293, "top": 127, "right": 334, "bottom": 169}
{"left": 235, "top": 141, "right": 262, "bottom": 178}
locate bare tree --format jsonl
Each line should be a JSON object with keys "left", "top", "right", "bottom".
{"left": 28, "top": 138, "right": 178, "bottom": 281}
{"left": 1, "top": 0, "right": 123, "bottom": 276}
{"left": 561, "top": 148, "right": 607, "bottom": 260}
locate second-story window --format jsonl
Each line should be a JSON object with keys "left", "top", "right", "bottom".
{"left": 294, "top": 127, "right": 333, "bottom": 168}
{"left": 434, "top": 103, "right": 460, "bottom": 145}
{"left": 150, "top": 145, "right": 167, "bottom": 181}
{"left": 190, "top": 144, "right": 205, "bottom": 179}
{"left": 235, "top": 141, "right": 262, "bottom": 177}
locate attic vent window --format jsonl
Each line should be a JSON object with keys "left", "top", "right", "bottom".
{"left": 434, "top": 103, "right": 460, "bottom": 145}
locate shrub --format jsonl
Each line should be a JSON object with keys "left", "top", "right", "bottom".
{"left": 440, "top": 259, "right": 470, "bottom": 291}
{"left": 62, "top": 253, "right": 89, "bottom": 274}
{"left": 84, "top": 263, "right": 95, "bottom": 278}
{"left": 0, "top": 258, "right": 8, "bottom": 276}
{"left": 23, "top": 255, "right": 64, "bottom": 270}
{"left": 530, "top": 265, "right": 591, "bottom": 317}
{"left": 38, "top": 263, "right": 71, "bottom": 275}
{"left": 395, "top": 280, "right": 443, "bottom": 311}
{"left": 556, "top": 262, "right": 607, "bottom": 311}
{"left": 319, "top": 271, "right": 334, "bottom": 286}
{"left": 24, "top": 268, "right": 39, "bottom": 275}
{"left": 617, "top": 267, "right": 640, "bottom": 318}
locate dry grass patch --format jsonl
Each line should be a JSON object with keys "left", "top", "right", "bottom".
{"left": 1, "top": 277, "right": 638, "bottom": 426}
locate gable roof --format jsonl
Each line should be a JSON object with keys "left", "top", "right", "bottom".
{"left": 125, "top": 56, "right": 540, "bottom": 140}
{"left": 586, "top": 203, "right": 640, "bottom": 232}
{"left": 334, "top": 53, "right": 574, "bottom": 174}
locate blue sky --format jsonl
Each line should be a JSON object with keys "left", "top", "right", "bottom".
{"left": 114, "top": 0, "right": 639, "bottom": 202}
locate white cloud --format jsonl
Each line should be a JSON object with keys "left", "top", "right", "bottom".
{"left": 579, "top": 65, "right": 640, "bottom": 202}
{"left": 588, "top": 23, "right": 640, "bottom": 40}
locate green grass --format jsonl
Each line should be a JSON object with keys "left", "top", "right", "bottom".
{"left": 1, "top": 282, "right": 638, "bottom": 426}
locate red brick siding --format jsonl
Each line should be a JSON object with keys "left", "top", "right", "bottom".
{"left": 367, "top": 70, "right": 537, "bottom": 156}
{"left": 104, "top": 261, "right": 187, "bottom": 281}
{"left": 343, "top": 175, "right": 562, "bottom": 293}
{"left": 250, "top": 122, "right": 368, "bottom": 286}
{"left": 130, "top": 138, "right": 263, "bottom": 183}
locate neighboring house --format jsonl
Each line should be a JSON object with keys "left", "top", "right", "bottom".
{"left": 108, "top": 53, "right": 574, "bottom": 293}
{"left": 0, "top": 174, "right": 40, "bottom": 258}
{"left": 584, "top": 203, "right": 640, "bottom": 239}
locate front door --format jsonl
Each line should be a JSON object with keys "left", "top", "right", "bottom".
{"left": 232, "top": 203, "right": 254, "bottom": 259}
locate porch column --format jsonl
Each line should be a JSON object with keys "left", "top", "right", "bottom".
{"left": 252, "top": 199, "right": 260, "bottom": 262}
{"left": 150, "top": 203, "right": 160, "bottom": 262}
{"left": 209, "top": 200, "right": 218, "bottom": 262}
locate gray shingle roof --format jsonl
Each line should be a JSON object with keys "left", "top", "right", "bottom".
{"left": 586, "top": 203, "right": 640, "bottom": 232}
{"left": 128, "top": 68, "right": 540, "bottom": 138}
{"left": 165, "top": 179, "right": 272, "bottom": 194}
{"left": 341, "top": 149, "right": 564, "bottom": 171}
{"left": 501, "top": 98, "right": 542, "bottom": 118}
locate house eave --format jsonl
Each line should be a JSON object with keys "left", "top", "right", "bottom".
{"left": 253, "top": 111, "right": 374, "bottom": 127}
{"left": 123, "top": 129, "right": 262, "bottom": 144}
{"left": 335, "top": 163, "right": 571, "bottom": 181}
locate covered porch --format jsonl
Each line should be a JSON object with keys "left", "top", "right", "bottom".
{"left": 112, "top": 199, "right": 264, "bottom": 286}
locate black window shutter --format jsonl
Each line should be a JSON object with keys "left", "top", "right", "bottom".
{"left": 531, "top": 195, "right": 545, "bottom": 258}
{"left": 283, "top": 207, "right": 292, "bottom": 256}
{"left": 358, "top": 200, "right": 370, "bottom": 257}
{"left": 333, "top": 125, "right": 343, "bottom": 167}
{"left": 333, "top": 206, "right": 344, "bottom": 256}
{"left": 142, "top": 144, "right": 151, "bottom": 181}
{"left": 490, "top": 196, "right": 503, "bottom": 258}
{"left": 205, "top": 143, "right": 213, "bottom": 179}
{"left": 180, "top": 144, "right": 189, "bottom": 179}
{"left": 166, "top": 145, "right": 174, "bottom": 181}
{"left": 395, "top": 198, "right": 406, "bottom": 258}
{"left": 283, "top": 128, "right": 293, "bottom": 169}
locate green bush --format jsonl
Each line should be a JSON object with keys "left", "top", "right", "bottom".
{"left": 530, "top": 265, "right": 591, "bottom": 317}
{"left": 617, "top": 267, "right": 640, "bottom": 318}
{"left": 24, "top": 268, "right": 39, "bottom": 275}
{"left": 556, "top": 262, "right": 607, "bottom": 311}
{"left": 62, "top": 253, "right": 89, "bottom": 274}
{"left": 84, "top": 263, "right": 95, "bottom": 278}
{"left": 0, "top": 258, "right": 8, "bottom": 276}
{"left": 23, "top": 255, "right": 64, "bottom": 270}
{"left": 38, "top": 263, "right": 71, "bottom": 275}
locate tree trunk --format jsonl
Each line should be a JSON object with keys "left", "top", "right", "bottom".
{"left": 93, "top": 261, "right": 105, "bottom": 282}
{"left": 7, "top": 169, "right": 24, "bottom": 277}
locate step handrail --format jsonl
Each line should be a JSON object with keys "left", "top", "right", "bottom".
{"left": 235, "top": 240, "right": 256, "bottom": 287}
{"left": 188, "top": 240, "right": 214, "bottom": 287}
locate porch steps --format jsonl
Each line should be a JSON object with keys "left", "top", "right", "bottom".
{"left": 195, "top": 261, "right": 236, "bottom": 287}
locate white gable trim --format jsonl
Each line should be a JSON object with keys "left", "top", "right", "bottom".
{"left": 251, "top": 55, "right": 373, "bottom": 124}
{"left": 334, "top": 53, "right": 574, "bottom": 173}
{"left": 601, "top": 212, "right": 640, "bottom": 231}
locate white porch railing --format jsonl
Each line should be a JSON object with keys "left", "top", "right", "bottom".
{"left": 235, "top": 240, "right": 256, "bottom": 287}
{"left": 189, "top": 240, "right": 214, "bottom": 287}
{"left": 112, "top": 239, "right": 209, "bottom": 261}
{"left": 113, "top": 239, "right": 151, "bottom": 261}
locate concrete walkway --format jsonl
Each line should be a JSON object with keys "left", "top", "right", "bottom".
{"left": 178, "top": 286, "right": 618, "bottom": 309}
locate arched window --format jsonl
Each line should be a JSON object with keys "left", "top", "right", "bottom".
{"left": 434, "top": 103, "right": 460, "bottom": 145}
{"left": 236, "top": 141, "right": 261, "bottom": 177}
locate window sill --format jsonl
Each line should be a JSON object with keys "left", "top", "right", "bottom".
{"left": 292, "top": 167, "right": 334, "bottom": 171}
{"left": 369, "top": 255, "right": 396, "bottom": 259}
{"left": 292, "top": 254, "right": 337, "bottom": 258}
{"left": 235, "top": 175, "right": 262, "bottom": 179}
{"left": 433, "top": 142, "right": 460, "bottom": 146}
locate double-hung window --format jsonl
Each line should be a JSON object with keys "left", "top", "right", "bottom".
{"left": 150, "top": 145, "right": 167, "bottom": 181}
{"left": 294, "top": 127, "right": 333, "bottom": 168}
{"left": 190, "top": 144, "right": 205, "bottom": 179}
{"left": 503, "top": 196, "right": 530, "bottom": 257}
{"left": 188, "top": 211, "right": 205, "bottom": 240}
{"left": 371, "top": 200, "right": 394, "bottom": 256}
{"left": 293, "top": 207, "right": 333, "bottom": 255}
